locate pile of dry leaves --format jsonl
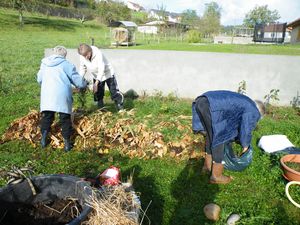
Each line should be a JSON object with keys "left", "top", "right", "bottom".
{"left": 1, "top": 110, "right": 204, "bottom": 160}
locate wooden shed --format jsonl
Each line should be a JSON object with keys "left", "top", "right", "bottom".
{"left": 287, "top": 18, "right": 300, "bottom": 44}
{"left": 109, "top": 21, "right": 137, "bottom": 46}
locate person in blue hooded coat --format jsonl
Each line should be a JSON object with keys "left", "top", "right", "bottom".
{"left": 192, "top": 90, "right": 265, "bottom": 184}
{"left": 37, "top": 46, "right": 87, "bottom": 151}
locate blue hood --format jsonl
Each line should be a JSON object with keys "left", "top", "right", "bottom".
{"left": 42, "top": 55, "right": 66, "bottom": 67}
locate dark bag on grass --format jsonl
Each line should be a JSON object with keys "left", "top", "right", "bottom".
{"left": 0, "top": 175, "right": 93, "bottom": 225}
{"left": 224, "top": 143, "right": 253, "bottom": 171}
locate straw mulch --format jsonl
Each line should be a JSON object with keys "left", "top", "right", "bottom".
{"left": 84, "top": 184, "right": 141, "bottom": 225}
{"left": 1, "top": 110, "right": 204, "bottom": 160}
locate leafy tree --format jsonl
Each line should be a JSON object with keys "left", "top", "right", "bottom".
{"left": 200, "top": 1, "right": 221, "bottom": 37}
{"left": 131, "top": 11, "right": 148, "bottom": 25}
{"left": 96, "top": 0, "right": 131, "bottom": 25}
{"left": 85, "top": 0, "right": 96, "bottom": 9}
{"left": 243, "top": 5, "right": 280, "bottom": 28}
{"left": 44, "top": 0, "right": 75, "bottom": 7}
{"left": 41, "top": 0, "right": 96, "bottom": 8}
{"left": 181, "top": 9, "right": 199, "bottom": 26}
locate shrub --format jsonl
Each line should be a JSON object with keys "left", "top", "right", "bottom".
{"left": 131, "top": 11, "right": 148, "bottom": 25}
{"left": 290, "top": 91, "right": 300, "bottom": 109}
{"left": 186, "top": 29, "right": 202, "bottom": 43}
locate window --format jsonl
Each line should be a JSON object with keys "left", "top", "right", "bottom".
{"left": 297, "top": 29, "right": 300, "bottom": 41}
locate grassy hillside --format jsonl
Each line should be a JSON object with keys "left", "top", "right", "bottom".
{"left": 0, "top": 8, "right": 300, "bottom": 225}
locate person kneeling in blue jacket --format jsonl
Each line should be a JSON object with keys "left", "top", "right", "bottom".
{"left": 37, "top": 46, "right": 87, "bottom": 152}
{"left": 192, "top": 90, "right": 265, "bottom": 184}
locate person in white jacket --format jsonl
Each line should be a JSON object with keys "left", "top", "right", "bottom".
{"left": 37, "top": 46, "right": 87, "bottom": 151}
{"left": 77, "top": 43, "right": 124, "bottom": 111}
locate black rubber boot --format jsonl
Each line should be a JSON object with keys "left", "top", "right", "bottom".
{"left": 41, "top": 131, "right": 48, "bottom": 148}
{"left": 64, "top": 138, "right": 72, "bottom": 152}
{"left": 97, "top": 99, "right": 104, "bottom": 108}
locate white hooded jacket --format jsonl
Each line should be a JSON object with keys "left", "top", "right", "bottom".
{"left": 79, "top": 46, "right": 114, "bottom": 83}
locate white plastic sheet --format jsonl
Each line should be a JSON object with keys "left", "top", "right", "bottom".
{"left": 258, "top": 135, "right": 295, "bottom": 153}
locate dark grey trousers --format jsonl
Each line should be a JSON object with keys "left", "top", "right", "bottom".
{"left": 93, "top": 76, "right": 123, "bottom": 105}
{"left": 195, "top": 97, "right": 224, "bottom": 163}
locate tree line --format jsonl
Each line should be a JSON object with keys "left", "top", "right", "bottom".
{"left": 2, "top": 0, "right": 281, "bottom": 40}
{"left": 180, "top": 2, "right": 280, "bottom": 41}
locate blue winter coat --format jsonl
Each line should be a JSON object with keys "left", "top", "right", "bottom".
{"left": 37, "top": 55, "right": 87, "bottom": 114}
{"left": 192, "top": 90, "right": 261, "bottom": 149}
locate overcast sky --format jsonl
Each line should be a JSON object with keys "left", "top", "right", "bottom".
{"left": 129, "top": 0, "right": 300, "bottom": 25}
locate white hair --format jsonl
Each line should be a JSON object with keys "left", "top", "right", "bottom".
{"left": 53, "top": 46, "right": 67, "bottom": 58}
{"left": 255, "top": 100, "right": 266, "bottom": 117}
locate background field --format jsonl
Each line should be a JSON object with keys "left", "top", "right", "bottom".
{"left": 1, "top": 8, "right": 300, "bottom": 225}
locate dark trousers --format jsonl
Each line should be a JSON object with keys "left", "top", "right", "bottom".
{"left": 195, "top": 97, "right": 224, "bottom": 163}
{"left": 40, "top": 111, "right": 72, "bottom": 139}
{"left": 94, "top": 76, "right": 123, "bottom": 105}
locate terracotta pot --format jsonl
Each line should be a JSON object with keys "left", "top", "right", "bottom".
{"left": 280, "top": 154, "right": 300, "bottom": 182}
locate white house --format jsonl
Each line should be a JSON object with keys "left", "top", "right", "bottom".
{"left": 126, "top": 1, "right": 144, "bottom": 12}
{"left": 148, "top": 9, "right": 181, "bottom": 23}
{"left": 167, "top": 12, "right": 181, "bottom": 23}
{"left": 137, "top": 21, "right": 165, "bottom": 34}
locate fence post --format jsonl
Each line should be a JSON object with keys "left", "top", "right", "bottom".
{"left": 91, "top": 37, "right": 94, "bottom": 46}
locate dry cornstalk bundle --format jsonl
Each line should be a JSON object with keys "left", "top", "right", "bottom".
{"left": 1, "top": 110, "right": 41, "bottom": 146}
{"left": 73, "top": 111, "right": 113, "bottom": 149}
{"left": 168, "top": 134, "right": 205, "bottom": 160}
{"left": 103, "top": 119, "right": 169, "bottom": 159}
{"left": 1, "top": 110, "right": 204, "bottom": 160}
{"left": 1, "top": 110, "right": 72, "bottom": 149}
{"left": 84, "top": 185, "right": 140, "bottom": 225}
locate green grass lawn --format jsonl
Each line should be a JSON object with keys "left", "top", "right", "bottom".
{"left": 131, "top": 41, "right": 300, "bottom": 55}
{"left": 133, "top": 27, "right": 300, "bottom": 56}
{"left": 1, "top": 8, "right": 300, "bottom": 225}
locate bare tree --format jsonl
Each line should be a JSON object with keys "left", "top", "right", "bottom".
{"left": 155, "top": 3, "right": 169, "bottom": 37}
{"left": 10, "top": 0, "right": 37, "bottom": 28}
